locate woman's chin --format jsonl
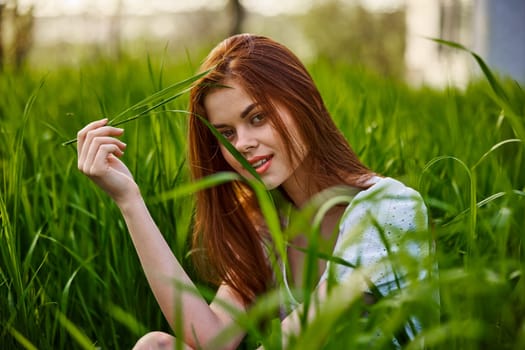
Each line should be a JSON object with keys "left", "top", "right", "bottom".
{"left": 263, "top": 181, "right": 279, "bottom": 190}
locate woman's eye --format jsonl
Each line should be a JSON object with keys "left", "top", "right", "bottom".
{"left": 220, "top": 129, "right": 235, "bottom": 140}
{"left": 251, "top": 114, "right": 265, "bottom": 124}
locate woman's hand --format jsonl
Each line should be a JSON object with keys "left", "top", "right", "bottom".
{"left": 77, "top": 118, "right": 138, "bottom": 205}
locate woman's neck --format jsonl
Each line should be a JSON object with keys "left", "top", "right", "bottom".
{"left": 286, "top": 205, "right": 346, "bottom": 288}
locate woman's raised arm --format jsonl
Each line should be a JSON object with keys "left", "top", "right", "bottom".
{"left": 77, "top": 119, "right": 246, "bottom": 349}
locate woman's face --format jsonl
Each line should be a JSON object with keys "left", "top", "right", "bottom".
{"left": 204, "top": 80, "right": 307, "bottom": 191}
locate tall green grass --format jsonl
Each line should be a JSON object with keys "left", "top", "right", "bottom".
{"left": 1, "top": 46, "right": 524, "bottom": 349}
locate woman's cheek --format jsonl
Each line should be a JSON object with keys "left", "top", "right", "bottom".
{"left": 221, "top": 147, "right": 241, "bottom": 172}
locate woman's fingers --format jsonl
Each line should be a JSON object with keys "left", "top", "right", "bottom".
{"left": 77, "top": 121, "right": 125, "bottom": 171}
{"left": 89, "top": 143, "right": 124, "bottom": 175}
{"left": 76, "top": 119, "right": 137, "bottom": 202}
{"left": 86, "top": 144, "right": 134, "bottom": 201}
{"left": 77, "top": 118, "right": 108, "bottom": 155}
{"left": 79, "top": 126, "right": 125, "bottom": 162}
{"left": 80, "top": 136, "right": 126, "bottom": 175}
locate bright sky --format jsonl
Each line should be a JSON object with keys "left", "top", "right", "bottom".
{"left": 16, "top": 0, "right": 403, "bottom": 17}
{"left": 17, "top": 0, "right": 226, "bottom": 16}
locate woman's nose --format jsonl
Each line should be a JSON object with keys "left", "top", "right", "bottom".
{"left": 235, "top": 129, "right": 258, "bottom": 153}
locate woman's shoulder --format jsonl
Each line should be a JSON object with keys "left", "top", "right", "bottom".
{"left": 323, "top": 176, "right": 429, "bottom": 286}
{"left": 356, "top": 176, "right": 422, "bottom": 200}
{"left": 341, "top": 176, "right": 427, "bottom": 231}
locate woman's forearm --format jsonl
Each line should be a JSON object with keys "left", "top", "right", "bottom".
{"left": 256, "top": 281, "right": 328, "bottom": 350}
{"left": 75, "top": 119, "right": 244, "bottom": 348}
{"left": 117, "top": 194, "right": 236, "bottom": 348}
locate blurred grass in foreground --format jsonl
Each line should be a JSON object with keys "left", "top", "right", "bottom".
{"left": 0, "top": 48, "right": 524, "bottom": 349}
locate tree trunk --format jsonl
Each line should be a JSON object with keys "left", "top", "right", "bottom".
{"left": 0, "top": 4, "right": 4, "bottom": 69}
{"left": 229, "top": 0, "right": 245, "bottom": 36}
{"left": 109, "top": 0, "right": 123, "bottom": 60}
{"left": 14, "top": 5, "right": 34, "bottom": 69}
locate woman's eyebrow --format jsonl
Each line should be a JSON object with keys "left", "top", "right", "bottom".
{"left": 212, "top": 103, "right": 259, "bottom": 128}
{"left": 240, "top": 103, "right": 258, "bottom": 119}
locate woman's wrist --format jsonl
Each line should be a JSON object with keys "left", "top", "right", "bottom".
{"left": 114, "top": 185, "right": 144, "bottom": 213}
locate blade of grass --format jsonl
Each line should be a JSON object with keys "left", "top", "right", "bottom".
{"left": 149, "top": 172, "right": 241, "bottom": 203}
{"left": 6, "top": 326, "right": 38, "bottom": 350}
{"left": 430, "top": 37, "right": 525, "bottom": 140}
{"left": 429, "top": 38, "right": 509, "bottom": 102}
{"left": 472, "top": 138, "right": 522, "bottom": 170}
{"left": 194, "top": 115, "right": 262, "bottom": 182}
{"left": 108, "top": 304, "right": 148, "bottom": 336}
{"left": 61, "top": 69, "right": 212, "bottom": 145}
{"left": 56, "top": 310, "right": 96, "bottom": 350}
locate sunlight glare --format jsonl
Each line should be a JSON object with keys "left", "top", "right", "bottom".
{"left": 242, "top": 0, "right": 315, "bottom": 16}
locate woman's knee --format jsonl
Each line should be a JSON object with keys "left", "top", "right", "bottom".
{"left": 132, "top": 331, "right": 179, "bottom": 350}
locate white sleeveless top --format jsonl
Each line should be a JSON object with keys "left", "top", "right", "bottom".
{"left": 281, "top": 177, "right": 429, "bottom": 320}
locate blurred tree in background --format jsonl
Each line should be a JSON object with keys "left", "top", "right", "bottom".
{"left": 1, "top": 0, "right": 406, "bottom": 78}
{"left": 300, "top": 1, "right": 406, "bottom": 78}
{"left": 0, "top": 0, "right": 34, "bottom": 69}
{"left": 0, "top": 3, "right": 3, "bottom": 67}
{"left": 229, "top": 0, "right": 245, "bottom": 36}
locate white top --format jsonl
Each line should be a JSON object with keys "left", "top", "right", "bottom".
{"left": 282, "top": 176, "right": 428, "bottom": 309}
{"left": 321, "top": 176, "right": 428, "bottom": 289}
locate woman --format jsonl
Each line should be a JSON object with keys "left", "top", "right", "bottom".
{"left": 77, "top": 34, "right": 429, "bottom": 349}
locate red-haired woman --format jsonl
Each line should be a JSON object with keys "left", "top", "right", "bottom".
{"left": 77, "top": 34, "right": 429, "bottom": 349}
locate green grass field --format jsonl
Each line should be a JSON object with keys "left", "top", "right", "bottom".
{"left": 1, "top": 46, "right": 524, "bottom": 349}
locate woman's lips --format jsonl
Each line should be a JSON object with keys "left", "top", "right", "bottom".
{"left": 249, "top": 155, "right": 273, "bottom": 174}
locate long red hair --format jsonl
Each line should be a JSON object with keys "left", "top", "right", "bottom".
{"left": 188, "top": 34, "right": 373, "bottom": 306}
